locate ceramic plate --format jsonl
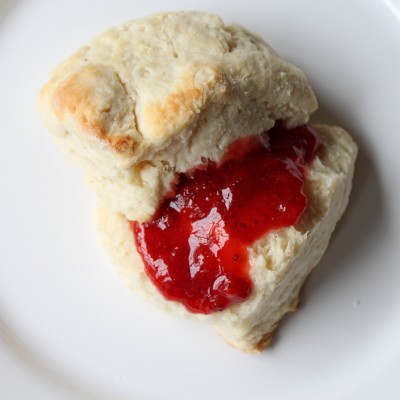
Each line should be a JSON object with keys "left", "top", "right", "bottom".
{"left": 1, "top": 0, "right": 400, "bottom": 399}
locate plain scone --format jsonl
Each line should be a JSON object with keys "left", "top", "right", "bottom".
{"left": 97, "top": 125, "right": 357, "bottom": 353}
{"left": 38, "top": 11, "right": 317, "bottom": 222}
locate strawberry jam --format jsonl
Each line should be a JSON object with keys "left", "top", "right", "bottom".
{"left": 131, "top": 123, "right": 321, "bottom": 314}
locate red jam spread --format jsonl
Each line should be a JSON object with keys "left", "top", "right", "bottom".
{"left": 131, "top": 123, "right": 321, "bottom": 314}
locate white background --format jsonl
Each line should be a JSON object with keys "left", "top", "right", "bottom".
{"left": 0, "top": 0, "right": 400, "bottom": 399}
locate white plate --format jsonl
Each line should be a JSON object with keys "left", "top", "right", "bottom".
{"left": 1, "top": 0, "right": 400, "bottom": 399}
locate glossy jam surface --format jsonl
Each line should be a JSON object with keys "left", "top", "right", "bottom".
{"left": 131, "top": 123, "right": 321, "bottom": 314}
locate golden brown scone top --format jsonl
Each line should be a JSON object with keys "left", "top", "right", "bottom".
{"left": 38, "top": 11, "right": 317, "bottom": 162}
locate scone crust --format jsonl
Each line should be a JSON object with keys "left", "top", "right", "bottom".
{"left": 39, "top": 11, "right": 317, "bottom": 153}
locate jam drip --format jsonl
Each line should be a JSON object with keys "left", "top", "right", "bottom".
{"left": 131, "top": 123, "right": 321, "bottom": 314}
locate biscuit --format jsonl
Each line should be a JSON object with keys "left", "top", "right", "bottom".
{"left": 38, "top": 11, "right": 317, "bottom": 221}
{"left": 96, "top": 124, "right": 357, "bottom": 353}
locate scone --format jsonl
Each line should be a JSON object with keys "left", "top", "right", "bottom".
{"left": 38, "top": 11, "right": 317, "bottom": 222}
{"left": 97, "top": 124, "right": 357, "bottom": 352}
{"left": 38, "top": 11, "right": 357, "bottom": 352}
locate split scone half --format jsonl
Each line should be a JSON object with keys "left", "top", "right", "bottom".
{"left": 97, "top": 124, "right": 356, "bottom": 353}
{"left": 38, "top": 11, "right": 318, "bottom": 222}
{"left": 38, "top": 12, "right": 357, "bottom": 352}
